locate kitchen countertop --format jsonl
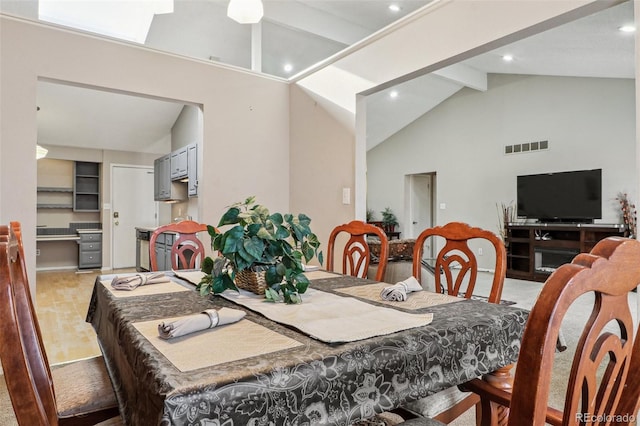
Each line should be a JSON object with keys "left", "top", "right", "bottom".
{"left": 77, "top": 229, "right": 103, "bottom": 234}
{"left": 36, "top": 234, "right": 81, "bottom": 242}
{"left": 136, "top": 226, "right": 159, "bottom": 233}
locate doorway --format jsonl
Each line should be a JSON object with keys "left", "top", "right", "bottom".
{"left": 405, "top": 172, "right": 435, "bottom": 252}
{"left": 111, "top": 165, "right": 157, "bottom": 269}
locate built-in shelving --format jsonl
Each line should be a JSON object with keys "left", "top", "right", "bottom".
{"left": 74, "top": 161, "right": 100, "bottom": 211}
{"left": 36, "top": 186, "right": 74, "bottom": 209}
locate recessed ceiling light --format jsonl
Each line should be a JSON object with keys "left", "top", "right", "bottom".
{"left": 389, "top": 90, "right": 399, "bottom": 99}
{"left": 283, "top": 63, "right": 293, "bottom": 73}
{"left": 619, "top": 25, "right": 636, "bottom": 33}
{"left": 388, "top": 4, "right": 401, "bottom": 13}
{"left": 502, "top": 54, "right": 514, "bottom": 62}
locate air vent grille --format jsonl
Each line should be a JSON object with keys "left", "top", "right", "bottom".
{"left": 505, "top": 140, "right": 549, "bottom": 155}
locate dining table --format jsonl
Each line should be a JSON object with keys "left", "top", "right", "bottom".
{"left": 86, "top": 270, "right": 529, "bottom": 426}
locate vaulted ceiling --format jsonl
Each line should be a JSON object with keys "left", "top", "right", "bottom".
{"left": 13, "top": 0, "right": 634, "bottom": 154}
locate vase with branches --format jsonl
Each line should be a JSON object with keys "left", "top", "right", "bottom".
{"left": 616, "top": 193, "right": 637, "bottom": 238}
{"left": 496, "top": 201, "right": 517, "bottom": 241}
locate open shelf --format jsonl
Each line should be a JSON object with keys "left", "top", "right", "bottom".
{"left": 37, "top": 187, "right": 73, "bottom": 193}
{"left": 73, "top": 161, "right": 100, "bottom": 212}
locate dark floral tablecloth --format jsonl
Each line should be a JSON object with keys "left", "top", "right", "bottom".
{"left": 87, "top": 273, "right": 528, "bottom": 426}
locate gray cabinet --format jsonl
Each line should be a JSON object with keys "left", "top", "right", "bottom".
{"left": 74, "top": 161, "right": 100, "bottom": 211}
{"left": 154, "top": 155, "right": 186, "bottom": 202}
{"left": 187, "top": 143, "right": 198, "bottom": 196}
{"left": 154, "top": 155, "right": 171, "bottom": 200}
{"left": 154, "top": 144, "right": 197, "bottom": 201}
{"left": 170, "top": 147, "right": 188, "bottom": 180}
{"left": 78, "top": 232, "right": 102, "bottom": 269}
{"left": 153, "top": 232, "right": 175, "bottom": 271}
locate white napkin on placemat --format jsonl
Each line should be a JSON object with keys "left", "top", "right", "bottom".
{"left": 158, "top": 307, "right": 246, "bottom": 340}
{"left": 380, "top": 276, "right": 423, "bottom": 302}
{"left": 111, "top": 273, "right": 170, "bottom": 291}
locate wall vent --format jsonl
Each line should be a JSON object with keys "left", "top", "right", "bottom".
{"left": 505, "top": 140, "right": 548, "bottom": 155}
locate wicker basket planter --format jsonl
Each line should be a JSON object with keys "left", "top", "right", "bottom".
{"left": 235, "top": 269, "right": 268, "bottom": 295}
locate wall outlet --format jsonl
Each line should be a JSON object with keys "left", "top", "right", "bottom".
{"left": 478, "top": 247, "right": 483, "bottom": 256}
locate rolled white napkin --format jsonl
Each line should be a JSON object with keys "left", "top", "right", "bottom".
{"left": 380, "top": 276, "right": 423, "bottom": 302}
{"left": 158, "top": 307, "right": 246, "bottom": 339}
{"left": 111, "top": 272, "right": 170, "bottom": 291}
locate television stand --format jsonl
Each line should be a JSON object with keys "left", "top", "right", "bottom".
{"left": 505, "top": 223, "right": 626, "bottom": 282}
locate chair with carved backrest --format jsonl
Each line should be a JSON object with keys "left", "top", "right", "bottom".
{"left": 0, "top": 222, "right": 120, "bottom": 425}
{"left": 400, "top": 222, "right": 506, "bottom": 424}
{"left": 461, "top": 236, "right": 640, "bottom": 426}
{"left": 327, "top": 220, "right": 389, "bottom": 282}
{"left": 149, "top": 220, "right": 209, "bottom": 271}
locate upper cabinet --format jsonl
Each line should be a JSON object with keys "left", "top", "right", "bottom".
{"left": 154, "top": 143, "right": 197, "bottom": 201}
{"left": 74, "top": 161, "right": 100, "bottom": 211}
{"left": 170, "top": 147, "right": 188, "bottom": 180}
{"left": 187, "top": 143, "right": 198, "bottom": 197}
{"left": 154, "top": 155, "right": 172, "bottom": 200}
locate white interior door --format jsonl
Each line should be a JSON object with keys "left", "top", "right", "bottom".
{"left": 112, "top": 165, "right": 157, "bottom": 269}
{"left": 409, "top": 173, "right": 433, "bottom": 238}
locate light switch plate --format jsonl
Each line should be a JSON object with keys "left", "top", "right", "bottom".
{"left": 342, "top": 188, "right": 351, "bottom": 205}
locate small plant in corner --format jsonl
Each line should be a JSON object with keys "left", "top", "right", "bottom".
{"left": 381, "top": 207, "right": 399, "bottom": 233}
{"left": 366, "top": 208, "right": 375, "bottom": 222}
{"left": 197, "top": 196, "right": 323, "bottom": 304}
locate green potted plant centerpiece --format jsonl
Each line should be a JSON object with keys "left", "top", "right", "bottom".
{"left": 197, "top": 196, "right": 323, "bottom": 304}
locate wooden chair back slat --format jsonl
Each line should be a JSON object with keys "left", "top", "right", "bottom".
{"left": 0, "top": 222, "right": 58, "bottom": 424}
{"left": 412, "top": 222, "right": 506, "bottom": 303}
{"left": 506, "top": 237, "right": 640, "bottom": 425}
{"left": 327, "top": 220, "right": 389, "bottom": 282}
{"left": 149, "top": 220, "right": 208, "bottom": 271}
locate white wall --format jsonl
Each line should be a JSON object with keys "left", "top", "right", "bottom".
{"left": 367, "top": 74, "right": 636, "bottom": 267}
{"left": 0, "top": 15, "right": 290, "bottom": 289}
{"left": 289, "top": 84, "right": 355, "bottom": 262}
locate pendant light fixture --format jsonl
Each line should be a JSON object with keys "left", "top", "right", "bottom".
{"left": 227, "top": 0, "right": 263, "bottom": 24}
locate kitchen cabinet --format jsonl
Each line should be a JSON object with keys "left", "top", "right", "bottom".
{"left": 78, "top": 231, "right": 102, "bottom": 269}
{"left": 153, "top": 144, "right": 197, "bottom": 201}
{"left": 187, "top": 143, "right": 198, "bottom": 196}
{"left": 74, "top": 161, "right": 100, "bottom": 211}
{"left": 152, "top": 232, "right": 176, "bottom": 271}
{"left": 170, "top": 147, "right": 188, "bottom": 180}
{"left": 154, "top": 155, "right": 186, "bottom": 202}
{"left": 154, "top": 155, "right": 170, "bottom": 200}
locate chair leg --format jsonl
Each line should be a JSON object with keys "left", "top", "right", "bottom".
{"left": 477, "top": 365, "right": 514, "bottom": 426}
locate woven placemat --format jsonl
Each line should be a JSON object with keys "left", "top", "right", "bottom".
{"left": 133, "top": 318, "right": 303, "bottom": 372}
{"left": 336, "top": 283, "right": 463, "bottom": 310}
{"left": 101, "top": 279, "right": 190, "bottom": 298}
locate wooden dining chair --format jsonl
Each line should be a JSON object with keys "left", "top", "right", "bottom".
{"left": 0, "top": 222, "right": 121, "bottom": 425}
{"left": 149, "top": 220, "right": 208, "bottom": 271}
{"left": 401, "top": 222, "right": 506, "bottom": 424}
{"left": 326, "top": 220, "right": 389, "bottom": 282}
{"left": 461, "top": 236, "right": 640, "bottom": 425}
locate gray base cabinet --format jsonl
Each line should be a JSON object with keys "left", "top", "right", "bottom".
{"left": 78, "top": 232, "right": 102, "bottom": 269}
{"left": 153, "top": 232, "right": 176, "bottom": 271}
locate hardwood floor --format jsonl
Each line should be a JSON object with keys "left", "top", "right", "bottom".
{"left": 35, "top": 268, "right": 135, "bottom": 365}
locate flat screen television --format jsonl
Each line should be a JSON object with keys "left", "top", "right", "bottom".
{"left": 517, "top": 169, "right": 602, "bottom": 223}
